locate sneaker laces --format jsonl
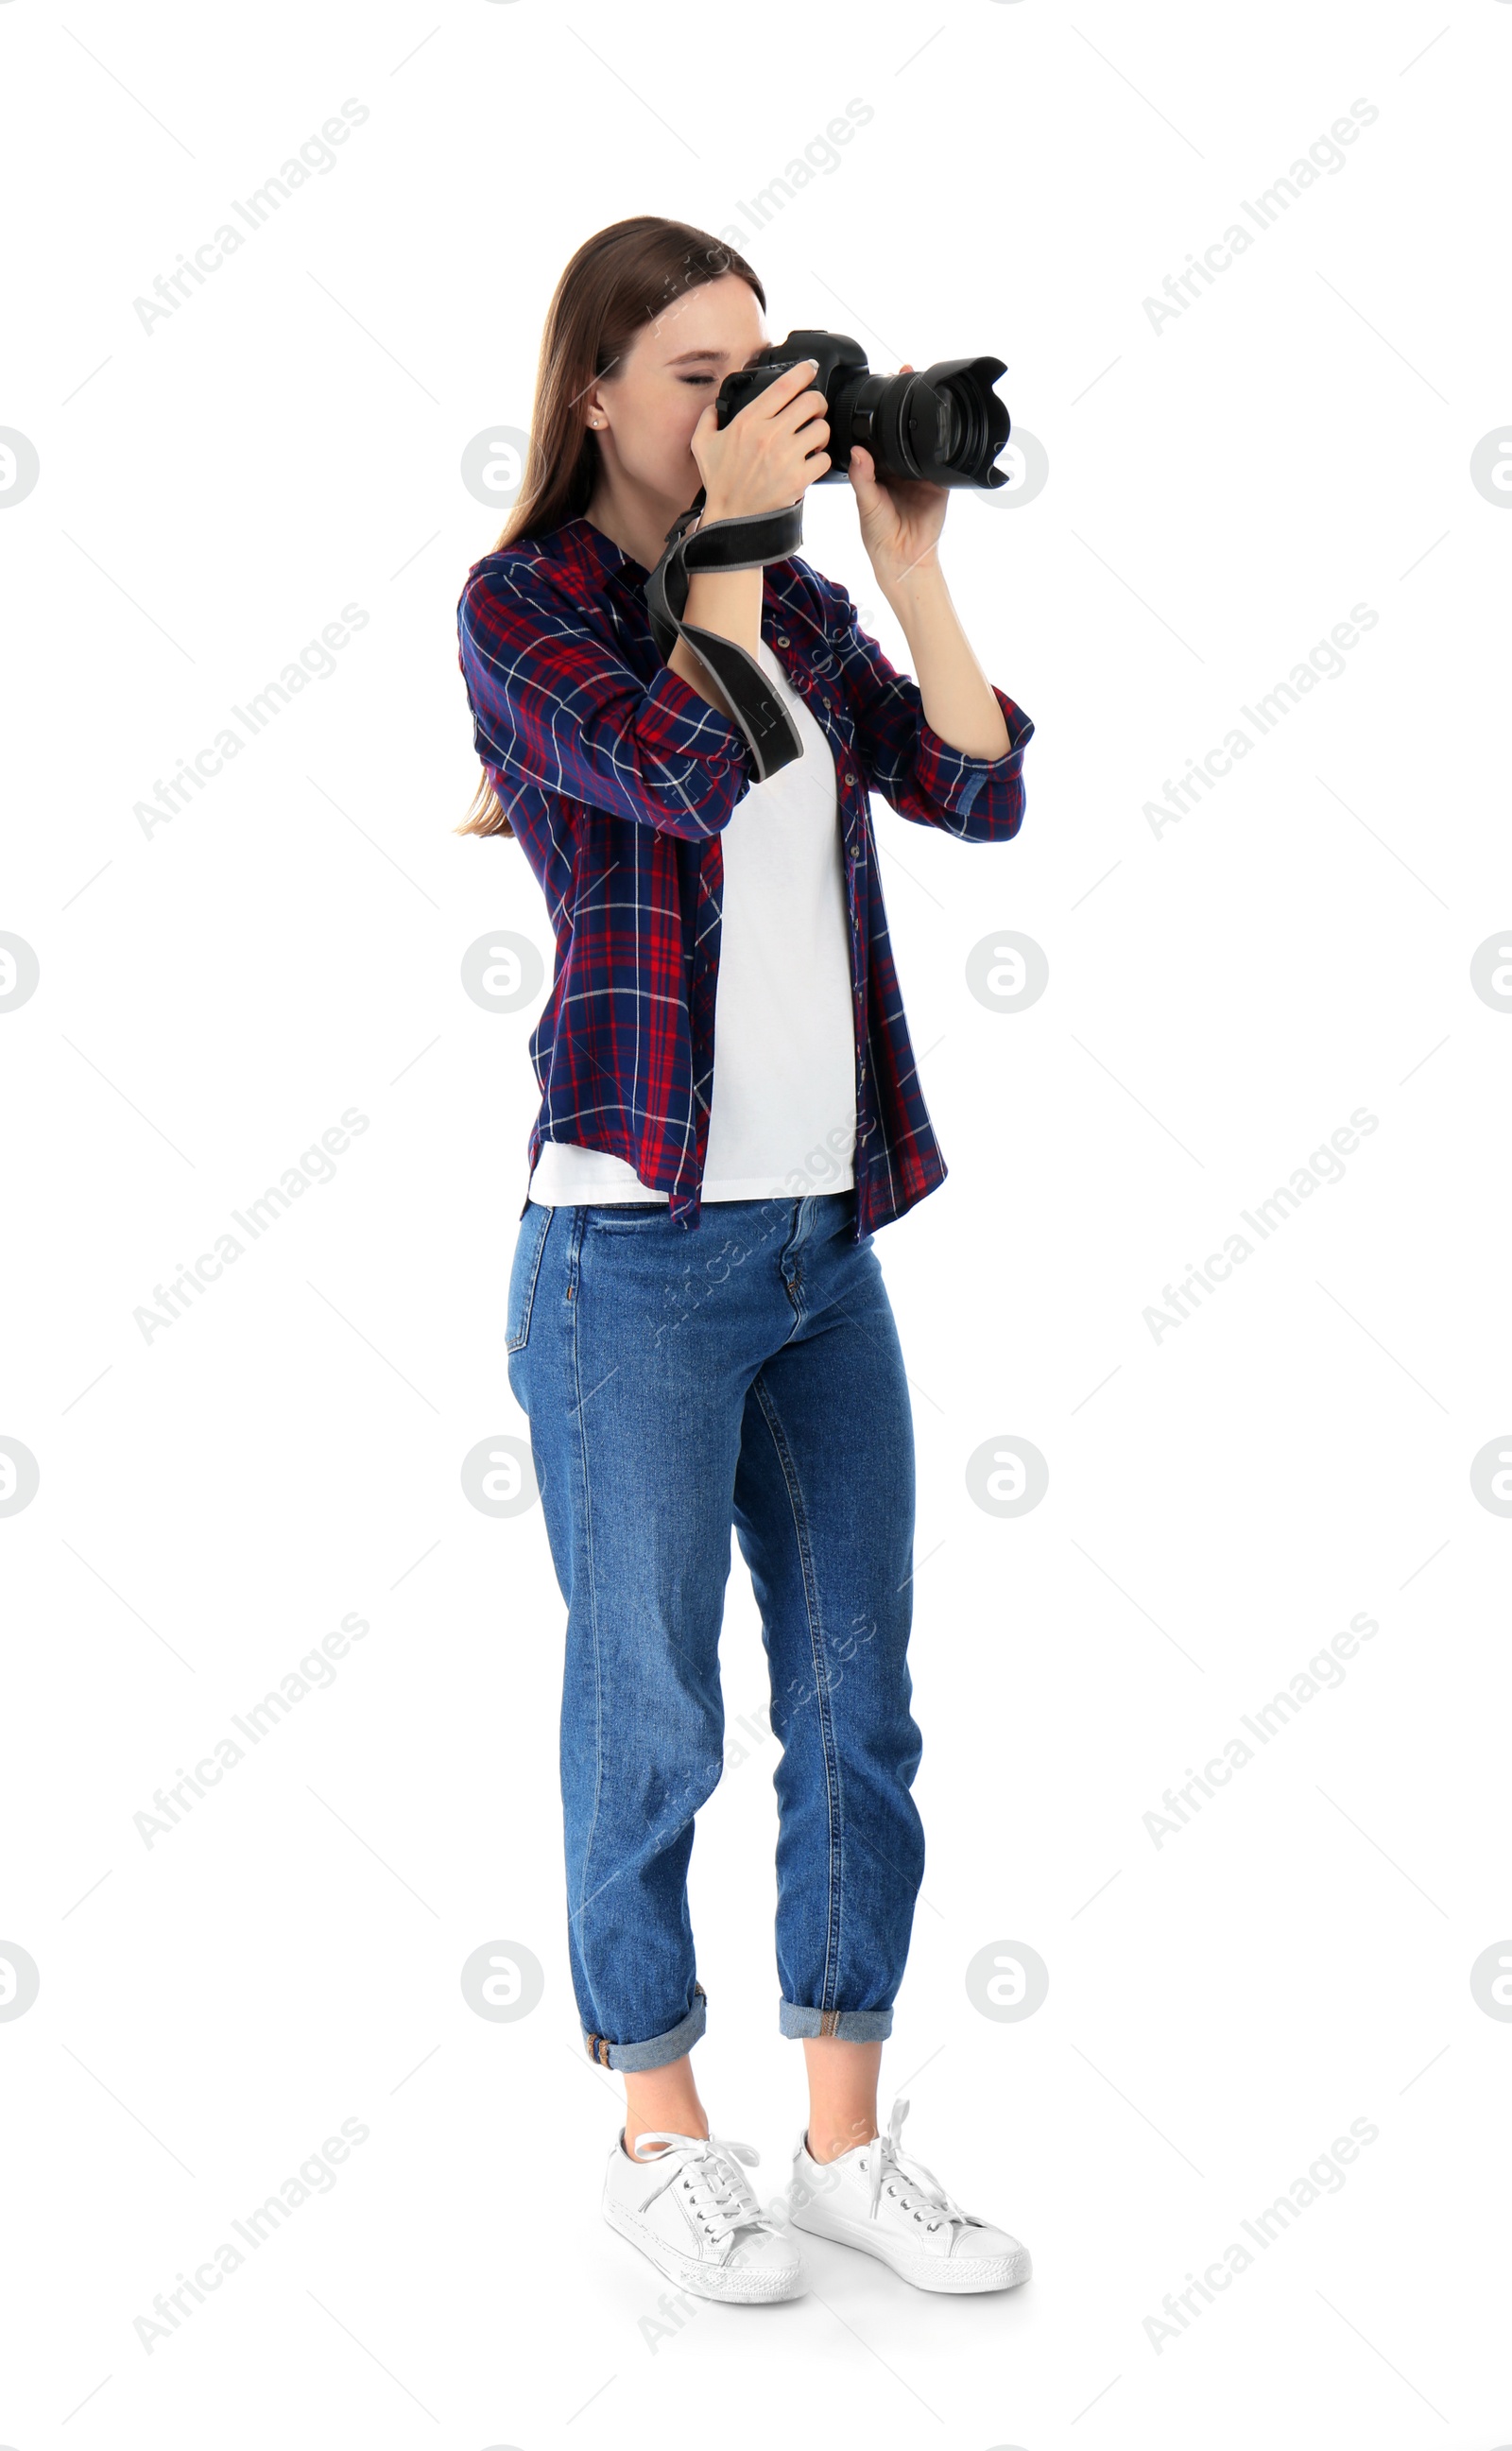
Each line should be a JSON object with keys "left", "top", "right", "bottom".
{"left": 863, "top": 2097, "right": 978, "bottom": 2240}
{"left": 629, "top": 2132, "right": 773, "bottom": 2251}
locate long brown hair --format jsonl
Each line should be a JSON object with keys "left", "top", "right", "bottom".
{"left": 456, "top": 216, "right": 765, "bottom": 841}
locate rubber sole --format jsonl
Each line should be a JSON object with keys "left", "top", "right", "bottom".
{"left": 602, "top": 2196, "right": 807, "bottom": 2303}
{"left": 790, "top": 2203, "right": 1031, "bottom": 2294}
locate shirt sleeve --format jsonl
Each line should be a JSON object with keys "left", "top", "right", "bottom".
{"left": 813, "top": 570, "right": 1034, "bottom": 842}
{"left": 456, "top": 554, "right": 760, "bottom": 840}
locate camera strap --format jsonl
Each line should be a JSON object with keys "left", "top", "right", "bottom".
{"left": 644, "top": 489, "right": 806, "bottom": 780}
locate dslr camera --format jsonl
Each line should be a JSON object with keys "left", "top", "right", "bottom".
{"left": 714, "top": 328, "right": 1010, "bottom": 491}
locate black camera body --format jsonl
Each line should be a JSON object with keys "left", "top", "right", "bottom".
{"left": 714, "top": 328, "right": 1011, "bottom": 491}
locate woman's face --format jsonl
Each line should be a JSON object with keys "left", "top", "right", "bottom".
{"left": 590, "top": 273, "right": 767, "bottom": 506}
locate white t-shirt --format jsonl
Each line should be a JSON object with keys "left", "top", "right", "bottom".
{"left": 528, "top": 639, "right": 856, "bottom": 1207}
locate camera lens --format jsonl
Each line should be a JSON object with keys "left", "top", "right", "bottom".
{"left": 942, "top": 380, "right": 985, "bottom": 468}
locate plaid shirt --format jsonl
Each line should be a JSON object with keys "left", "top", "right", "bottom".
{"left": 455, "top": 513, "right": 1034, "bottom": 1239}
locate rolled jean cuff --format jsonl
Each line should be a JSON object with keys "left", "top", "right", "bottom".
{"left": 779, "top": 2000, "right": 894, "bottom": 2042}
{"left": 582, "top": 1983, "right": 706, "bottom": 2072}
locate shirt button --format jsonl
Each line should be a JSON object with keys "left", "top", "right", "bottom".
{"left": 776, "top": 634, "right": 790, "bottom": 647}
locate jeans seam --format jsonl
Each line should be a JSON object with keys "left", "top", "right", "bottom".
{"left": 750, "top": 1368, "right": 844, "bottom": 2014}
{"left": 567, "top": 1208, "right": 609, "bottom": 2039}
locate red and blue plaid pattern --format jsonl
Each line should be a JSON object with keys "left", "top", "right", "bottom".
{"left": 456, "top": 514, "right": 1034, "bottom": 1238}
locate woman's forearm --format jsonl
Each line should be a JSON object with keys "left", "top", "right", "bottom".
{"left": 666, "top": 556, "right": 762, "bottom": 719}
{"left": 667, "top": 540, "right": 1014, "bottom": 767}
{"left": 882, "top": 561, "right": 1012, "bottom": 760}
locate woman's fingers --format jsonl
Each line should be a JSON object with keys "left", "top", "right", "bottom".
{"left": 751, "top": 356, "right": 822, "bottom": 421}
{"left": 774, "top": 387, "right": 829, "bottom": 442}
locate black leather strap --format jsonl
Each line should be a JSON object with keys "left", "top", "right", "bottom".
{"left": 644, "top": 491, "right": 806, "bottom": 780}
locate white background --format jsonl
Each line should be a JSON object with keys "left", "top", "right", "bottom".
{"left": 3, "top": 0, "right": 1510, "bottom": 2442}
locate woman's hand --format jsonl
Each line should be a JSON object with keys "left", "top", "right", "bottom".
{"left": 848, "top": 364, "right": 950, "bottom": 596}
{"left": 693, "top": 358, "right": 832, "bottom": 524}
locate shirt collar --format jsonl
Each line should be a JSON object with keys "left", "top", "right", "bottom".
{"left": 536, "top": 513, "right": 650, "bottom": 594}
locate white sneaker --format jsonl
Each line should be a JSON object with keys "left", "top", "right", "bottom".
{"left": 788, "top": 2095, "right": 1031, "bottom": 2294}
{"left": 602, "top": 2127, "right": 807, "bottom": 2304}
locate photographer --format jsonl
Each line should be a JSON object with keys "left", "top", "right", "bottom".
{"left": 455, "top": 215, "right": 1034, "bottom": 2304}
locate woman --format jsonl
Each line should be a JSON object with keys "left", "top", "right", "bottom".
{"left": 455, "top": 216, "right": 1035, "bottom": 2304}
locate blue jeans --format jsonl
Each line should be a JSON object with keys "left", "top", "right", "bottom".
{"left": 505, "top": 1188, "right": 924, "bottom": 2072}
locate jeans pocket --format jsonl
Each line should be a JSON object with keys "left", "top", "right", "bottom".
{"left": 507, "top": 1203, "right": 553, "bottom": 1353}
